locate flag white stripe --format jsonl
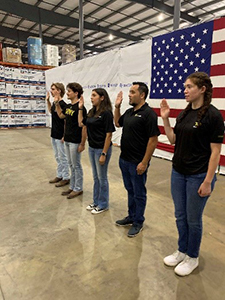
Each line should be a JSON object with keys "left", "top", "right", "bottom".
{"left": 211, "top": 75, "right": 225, "bottom": 87}
{"left": 158, "top": 117, "right": 176, "bottom": 127}
{"left": 212, "top": 28, "right": 225, "bottom": 43}
{"left": 211, "top": 52, "right": 225, "bottom": 65}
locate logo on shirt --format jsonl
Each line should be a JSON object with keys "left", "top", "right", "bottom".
{"left": 134, "top": 114, "right": 142, "bottom": 118}
{"left": 65, "top": 108, "right": 75, "bottom": 116}
{"left": 193, "top": 121, "right": 201, "bottom": 128}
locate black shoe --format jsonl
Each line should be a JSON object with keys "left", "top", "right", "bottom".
{"left": 127, "top": 223, "right": 143, "bottom": 238}
{"left": 115, "top": 216, "right": 133, "bottom": 227}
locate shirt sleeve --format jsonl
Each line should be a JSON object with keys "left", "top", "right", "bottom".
{"left": 102, "top": 111, "right": 116, "bottom": 133}
{"left": 82, "top": 107, "right": 87, "bottom": 125}
{"left": 209, "top": 110, "right": 224, "bottom": 143}
{"left": 61, "top": 103, "right": 68, "bottom": 115}
{"left": 118, "top": 112, "right": 125, "bottom": 127}
{"left": 145, "top": 109, "right": 161, "bottom": 137}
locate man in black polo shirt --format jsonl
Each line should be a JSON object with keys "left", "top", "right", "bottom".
{"left": 114, "top": 82, "right": 160, "bottom": 237}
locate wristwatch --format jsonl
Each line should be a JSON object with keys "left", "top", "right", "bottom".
{"left": 101, "top": 152, "right": 107, "bottom": 156}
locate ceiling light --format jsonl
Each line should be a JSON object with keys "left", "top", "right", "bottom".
{"left": 158, "top": 13, "right": 164, "bottom": 21}
{"left": 109, "top": 34, "right": 113, "bottom": 41}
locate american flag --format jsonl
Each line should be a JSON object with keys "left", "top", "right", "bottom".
{"left": 149, "top": 17, "right": 225, "bottom": 173}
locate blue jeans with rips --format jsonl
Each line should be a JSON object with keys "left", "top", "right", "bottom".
{"left": 51, "top": 138, "right": 70, "bottom": 180}
{"left": 64, "top": 142, "right": 83, "bottom": 192}
{"left": 171, "top": 168, "right": 217, "bottom": 258}
{"left": 88, "top": 146, "right": 112, "bottom": 209}
{"left": 119, "top": 157, "right": 148, "bottom": 225}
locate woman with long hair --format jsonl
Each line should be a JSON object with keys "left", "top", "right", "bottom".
{"left": 78, "top": 88, "right": 115, "bottom": 214}
{"left": 160, "top": 72, "right": 224, "bottom": 276}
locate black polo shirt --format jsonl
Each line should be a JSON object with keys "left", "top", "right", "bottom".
{"left": 51, "top": 100, "right": 67, "bottom": 140}
{"left": 62, "top": 102, "right": 87, "bottom": 144}
{"left": 84, "top": 110, "right": 115, "bottom": 149}
{"left": 119, "top": 103, "right": 160, "bottom": 164}
{"left": 173, "top": 104, "right": 224, "bottom": 175}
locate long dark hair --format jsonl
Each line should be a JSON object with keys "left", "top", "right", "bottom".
{"left": 178, "top": 72, "right": 212, "bottom": 124}
{"left": 87, "top": 88, "right": 112, "bottom": 117}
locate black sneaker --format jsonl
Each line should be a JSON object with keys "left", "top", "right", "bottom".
{"left": 115, "top": 216, "right": 133, "bottom": 227}
{"left": 127, "top": 223, "right": 143, "bottom": 237}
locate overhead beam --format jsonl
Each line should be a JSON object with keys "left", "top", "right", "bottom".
{"left": 0, "top": 0, "right": 141, "bottom": 42}
{"left": 128, "top": 0, "right": 200, "bottom": 24}
{"left": 0, "top": 24, "right": 106, "bottom": 53}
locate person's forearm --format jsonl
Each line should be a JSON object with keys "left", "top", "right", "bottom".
{"left": 114, "top": 106, "right": 121, "bottom": 127}
{"left": 80, "top": 126, "right": 87, "bottom": 146}
{"left": 162, "top": 117, "right": 176, "bottom": 145}
{"left": 142, "top": 136, "right": 158, "bottom": 165}
{"left": 102, "top": 133, "right": 112, "bottom": 154}
{"left": 46, "top": 98, "right": 51, "bottom": 113}
{"left": 78, "top": 109, "right": 83, "bottom": 127}
{"left": 55, "top": 102, "right": 65, "bottom": 119}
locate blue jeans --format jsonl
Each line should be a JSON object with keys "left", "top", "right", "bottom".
{"left": 88, "top": 146, "right": 112, "bottom": 209}
{"left": 51, "top": 138, "right": 69, "bottom": 180}
{"left": 119, "top": 157, "right": 148, "bottom": 225}
{"left": 64, "top": 142, "right": 83, "bottom": 192}
{"left": 171, "top": 168, "right": 216, "bottom": 258}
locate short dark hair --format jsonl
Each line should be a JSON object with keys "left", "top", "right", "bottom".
{"left": 132, "top": 82, "right": 149, "bottom": 100}
{"left": 66, "top": 82, "right": 83, "bottom": 98}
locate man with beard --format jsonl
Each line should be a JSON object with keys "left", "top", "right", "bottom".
{"left": 114, "top": 82, "right": 160, "bottom": 237}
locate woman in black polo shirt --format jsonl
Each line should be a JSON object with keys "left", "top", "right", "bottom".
{"left": 55, "top": 82, "right": 87, "bottom": 199}
{"left": 160, "top": 72, "right": 224, "bottom": 276}
{"left": 78, "top": 88, "right": 115, "bottom": 214}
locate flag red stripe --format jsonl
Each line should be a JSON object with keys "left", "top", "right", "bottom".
{"left": 219, "top": 155, "right": 225, "bottom": 166}
{"left": 212, "top": 88, "right": 225, "bottom": 98}
{"left": 210, "top": 64, "right": 225, "bottom": 76}
{"left": 211, "top": 40, "right": 225, "bottom": 54}
{"left": 156, "top": 143, "right": 225, "bottom": 167}
{"left": 213, "top": 18, "right": 225, "bottom": 31}
{"left": 158, "top": 126, "right": 225, "bottom": 144}
{"left": 153, "top": 107, "right": 225, "bottom": 120}
{"left": 158, "top": 125, "right": 166, "bottom": 134}
{"left": 152, "top": 108, "right": 182, "bottom": 118}
{"left": 157, "top": 142, "right": 174, "bottom": 153}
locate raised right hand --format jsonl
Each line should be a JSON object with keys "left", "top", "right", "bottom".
{"left": 79, "top": 95, "right": 84, "bottom": 109}
{"left": 160, "top": 98, "right": 170, "bottom": 119}
{"left": 115, "top": 91, "right": 123, "bottom": 108}
{"left": 46, "top": 91, "right": 50, "bottom": 101}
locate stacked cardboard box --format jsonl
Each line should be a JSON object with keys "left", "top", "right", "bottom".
{"left": 43, "top": 44, "right": 59, "bottom": 67}
{"left": 27, "top": 37, "right": 42, "bottom": 65}
{"left": 0, "top": 65, "right": 46, "bottom": 128}
{"left": 2, "top": 47, "right": 22, "bottom": 64}
{"left": 62, "top": 44, "right": 76, "bottom": 64}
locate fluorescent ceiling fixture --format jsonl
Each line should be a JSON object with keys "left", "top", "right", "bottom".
{"left": 158, "top": 13, "right": 164, "bottom": 21}
{"left": 109, "top": 34, "right": 113, "bottom": 41}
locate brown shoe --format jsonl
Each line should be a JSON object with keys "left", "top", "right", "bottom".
{"left": 49, "top": 177, "right": 62, "bottom": 184}
{"left": 67, "top": 191, "right": 83, "bottom": 199}
{"left": 55, "top": 179, "right": 70, "bottom": 187}
{"left": 61, "top": 189, "right": 73, "bottom": 196}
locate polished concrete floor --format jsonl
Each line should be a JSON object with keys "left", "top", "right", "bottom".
{"left": 0, "top": 128, "right": 224, "bottom": 300}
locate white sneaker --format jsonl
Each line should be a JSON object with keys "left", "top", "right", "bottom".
{"left": 164, "top": 250, "right": 186, "bottom": 267}
{"left": 86, "top": 203, "right": 97, "bottom": 211}
{"left": 174, "top": 255, "right": 199, "bottom": 276}
{"left": 91, "top": 206, "right": 108, "bottom": 214}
